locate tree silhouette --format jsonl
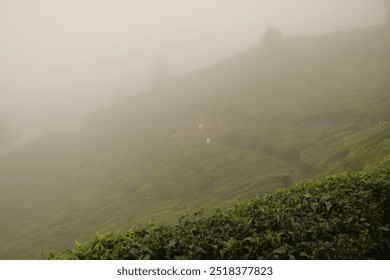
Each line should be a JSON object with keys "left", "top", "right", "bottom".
{"left": 150, "top": 57, "right": 170, "bottom": 87}
{"left": 261, "top": 25, "right": 282, "bottom": 43}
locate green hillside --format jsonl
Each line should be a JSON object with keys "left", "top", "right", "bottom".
{"left": 0, "top": 24, "right": 389, "bottom": 259}
{"left": 51, "top": 170, "right": 390, "bottom": 260}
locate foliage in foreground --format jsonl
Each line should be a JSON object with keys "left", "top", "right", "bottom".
{"left": 51, "top": 170, "right": 390, "bottom": 260}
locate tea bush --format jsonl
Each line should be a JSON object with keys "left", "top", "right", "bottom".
{"left": 51, "top": 170, "right": 390, "bottom": 260}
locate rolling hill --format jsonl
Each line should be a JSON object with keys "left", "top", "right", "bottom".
{"left": 0, "top": 24, "right": 389, "bottom": 259}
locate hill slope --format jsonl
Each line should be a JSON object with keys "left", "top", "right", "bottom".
{"left": 0, "top": 24, "right": 389, "bottom": 259}
{"left": 51, "top": 170, "right": 390, "bottom": 260}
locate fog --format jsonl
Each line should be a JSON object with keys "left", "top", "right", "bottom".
{"left": 0, "top": 0, "right": 385, "bottom": 144}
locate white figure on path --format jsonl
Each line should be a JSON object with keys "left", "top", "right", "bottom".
{"left": 206, "top": 138, "right": 210, "bottom": 144}
{"left": 198, "top": 123, "right": 203, "bottom": 130}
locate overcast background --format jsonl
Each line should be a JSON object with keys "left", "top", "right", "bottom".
{"left": 0, "top": 0, "right": 386, "bottom": 144}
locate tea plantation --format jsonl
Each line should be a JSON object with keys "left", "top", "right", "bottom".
{"left": 50, "top": 170, "right": 390, "bottom": 260}
{"left": 1, "top": 24, "right": 389, "bottom": 259}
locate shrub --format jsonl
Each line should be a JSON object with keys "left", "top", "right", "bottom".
{"left": 50, "top": 170, "right": 390, "bottom": 260}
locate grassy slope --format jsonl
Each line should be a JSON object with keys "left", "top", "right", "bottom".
{"left": 0, "top": 134, "right": 291, "bottom": 259}
{"left": 301, "top": 122, "right": 390, "bottom": 176}
{"left": 0, "top": 24, "right": 389, "bottom": 259}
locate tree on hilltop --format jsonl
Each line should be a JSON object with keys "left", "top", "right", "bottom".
{"left": 261, "top": 25, "right": 282, "bottom": 43}
{"left": 150, "top": 57, "right": 171, "bottom": 88}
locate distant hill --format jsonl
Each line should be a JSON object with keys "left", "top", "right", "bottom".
{"left": 0, "top": 24, "right": 389, "bottom": 259}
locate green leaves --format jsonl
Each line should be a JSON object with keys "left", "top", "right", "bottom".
{"left": 378, "top": 226, "right": 390, "bottom": 232}
{"left": 51, "top": 170, "right": 390, "bottom": 260}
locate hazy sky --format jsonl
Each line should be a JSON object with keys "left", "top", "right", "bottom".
{"left": 0, "top": 0, "right": 385, "bottom": 142}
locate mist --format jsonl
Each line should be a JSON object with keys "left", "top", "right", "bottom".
{"left": 0, "top": 0, "right": 385, "bottom": 144}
